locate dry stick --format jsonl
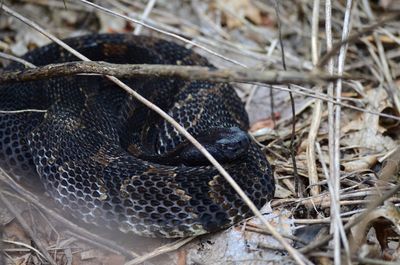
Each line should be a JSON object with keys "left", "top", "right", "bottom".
{"left": 315, "top": 142, "right": 331, "bottom": 188}
{"left": 0, "top": 51, "right": 36, "bottom": 68}
{"left": 264, "top": 40, "right": 280, "bottom": 127}
{"left": 3, "top": 61, "right": 400, "bottom": 123}
{"left": 307, "top": 0, "right": 322, "bottom": 197}
{"left": 133, "top": 0, "right": 157, "bottom": 35}
{"left": 0, "top": 61, "right": 348, "bottom": 84}
{"left": 270, "top": 84, "right": 276, "bottom": 127}
{"left": 0, "top": 109, "right": 46, "bottom": 114}
{"left": 0, "top": 192, "right": 57, "bottom": 265}
{"left": 1, "top": 4, "right": 307, "bottom": 265}
{"left": 332, "top": 1, "right": 353, "bottom": 263}
{"left": 324, "top": 1, "right": 340, "bottom": 263}
{"left": 273, "top": 1, "right": 302, "bottom": 198}
{"left": 299, "top": 182, "right": 400, "bottom": 254}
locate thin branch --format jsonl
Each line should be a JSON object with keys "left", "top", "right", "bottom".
{"left": 332, "top": 1, "right": 353, "bottom": 263}
{"left": 0, "top": 61, "right": 350, "bottom": 84}
{"left": 0, "top": 51, "right": 36, "bottom": 68}
{"left": 324, "top": 1, "right": 341, "bottom": 264}
{"left": 307, "top": 0, "right": 322, "bottom": 197}
{"left": 0, "top": 109, "right": 46, "bottom": 114}
{"left": 274, "top": 0, "right": 301, "bottom": 200}
{"left": 1, "top": 60, "right": 399, "bottom": 122}
{"left": 133, "top": 0, "right": 157, "bottom": 35}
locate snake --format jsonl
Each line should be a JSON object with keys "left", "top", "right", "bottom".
{"left": 0, "top": 34, "right": 275, "bottom": 238}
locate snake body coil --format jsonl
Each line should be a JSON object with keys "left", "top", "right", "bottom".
{"left": 0, "top": 34, "right": 274, "bottom": 238}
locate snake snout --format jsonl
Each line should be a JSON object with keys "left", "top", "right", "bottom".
{"left": 179, "top": 127, "right": 250, "bottom": 165}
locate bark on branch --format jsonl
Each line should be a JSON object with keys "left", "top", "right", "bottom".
{"left": 0, "top": 61, "right": 353, "bottom": 85}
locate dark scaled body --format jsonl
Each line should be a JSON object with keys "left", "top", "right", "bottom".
{"left": 0, "top": 34, "right": 275, "bottom": 237}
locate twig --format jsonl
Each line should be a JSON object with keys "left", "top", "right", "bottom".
{"left": 332, "top": 1, "right": 353, "bottom": 263}
{"left": 0, "top": 61, "right": 350, "bottom": 85}
{"left": 0, "top": 52, "right": 36, "bottom": 68}
{"left": 133, "top": 0, "right": 157, "bottom": 35}
{"left": 324, "top": 1, "right": 341, "bottom": 264}
{"left": 0, "top": 109, "right": 46, "bottom": 114}
{"left": 2, "top": 59, "right": 399, "bottom": 122}
{"left": 307, "top": 0, "right": 322, "bottom": 197}
{"left": 274, "top": 0, "right": 302, "bottom": 202}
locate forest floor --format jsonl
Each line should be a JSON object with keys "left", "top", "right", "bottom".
{"left": 0, "top": 0, "right": 400, "bottom": 264}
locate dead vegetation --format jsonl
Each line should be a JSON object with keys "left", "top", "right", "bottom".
{"left": 0, "top": 0, "right": 400, "bottom": 264}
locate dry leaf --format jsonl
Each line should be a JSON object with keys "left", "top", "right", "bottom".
{"left": 342, "top": 155, "right": 379, "bottom": 172}
{"left": 250, "top": 113, "right": 280, "bottom": 132}
{"left": 378, "top": 106, "right": 400, "bottom": 136}
{"left": 274, "top": 183, "right": 293, "bottom": 198}
{"left": 378, "top": 146, "right": 400, "bottom": 182}
{"left": 218, "top": 0, "right": 262, "bottom": 29}
{"left": 341, "top": 88, "right": 396, "bottom": 155}
{"left": 379, "top": 0, "right": 400, "bottom": 10}
{"left": 350, "top": 204, "right": 400, "bottom": 261}
{"left": 294, "top": 224, "right": 328, "bottom": 248}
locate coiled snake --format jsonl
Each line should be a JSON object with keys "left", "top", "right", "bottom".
{"left": 0, "top": 34, "right": 274, "bottom": 238}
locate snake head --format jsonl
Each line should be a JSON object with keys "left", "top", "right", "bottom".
{"left": 178, "top": 127, "right": 250, "bottom": 166}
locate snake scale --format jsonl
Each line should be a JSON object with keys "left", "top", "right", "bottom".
{"left": 0, "top": 34, "right": 274, "bottom": 238}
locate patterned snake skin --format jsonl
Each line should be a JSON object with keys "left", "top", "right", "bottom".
{"left": 0, "top": 34, "right": 274, "bottom": 238}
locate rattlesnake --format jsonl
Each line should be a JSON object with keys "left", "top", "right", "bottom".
{"left": 0, "top": 34, "right": 274, "bottom": 237}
